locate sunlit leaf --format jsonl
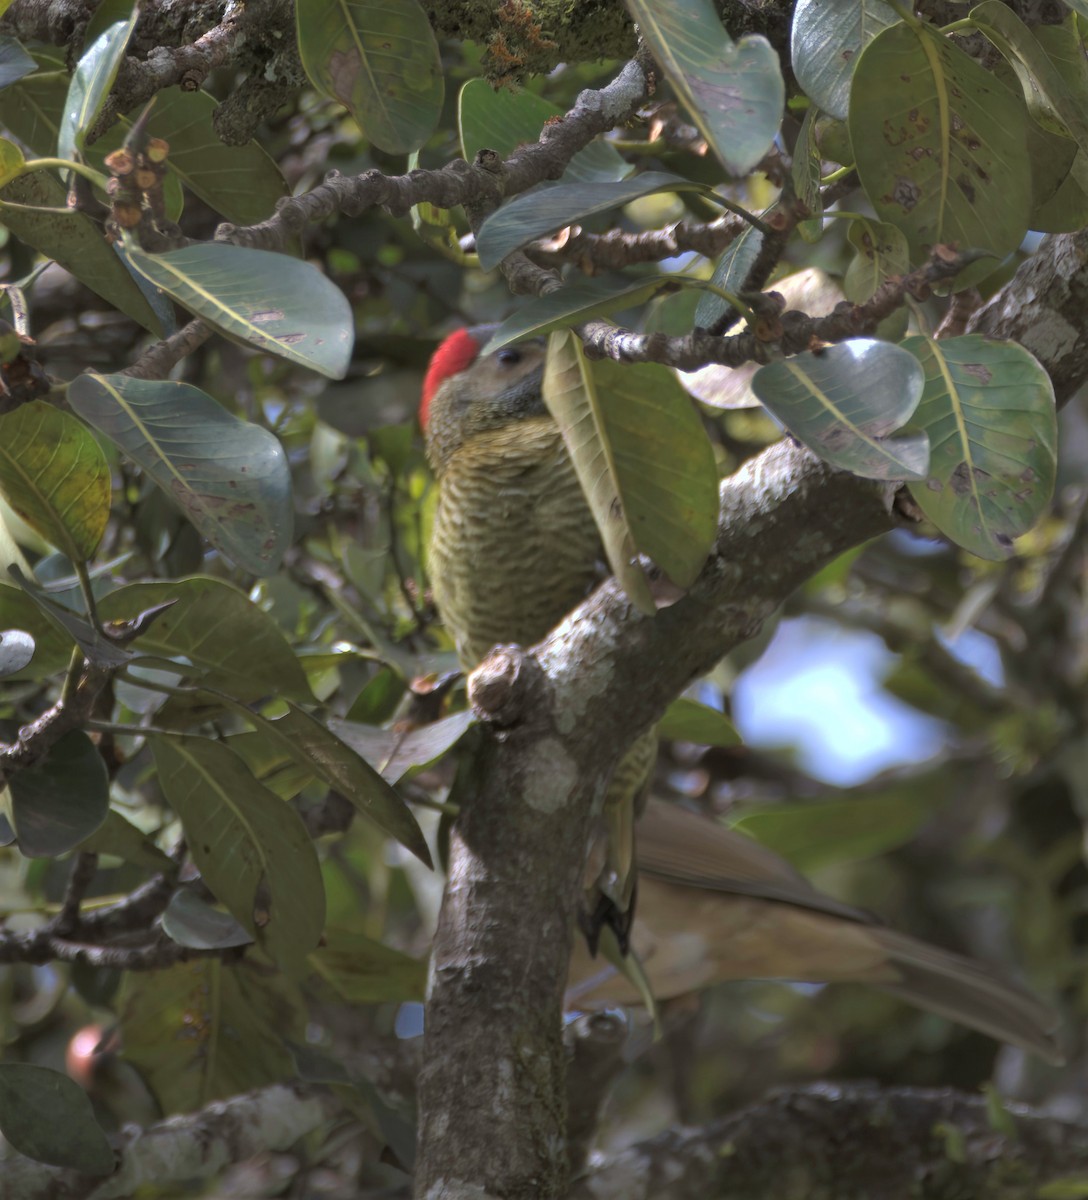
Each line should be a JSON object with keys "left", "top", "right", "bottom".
{"left": 0, "top": 628, "right": 33, "bottom": 677}
{"left": 458, "top": 77, "right": 627, "bottom": 183}
{"left": 98, "top": 577, "right": 313, "bottom": 701}
{"left": 626, "top": 0, "right": 784, "bottom": 176}
{"left": 0, "top": 401, "right": 110, "bottom": 564}
{"left": 57, "top": 13, "right": 137, "bottom": 161}
{"left": 0, "top": 1064, "right": 113, "bottom": 1173}
{"left": 476, "top": 172, "right": 711, "bottom": 271}
{"left": 751, "top": 339, "right": 929, "bottom": 480}
{"left": 903, "top": 334, "right": 1057, "bottom": 560}
{"left": 296, "top": 0, "right": 443, "bottom": 154}
{"left": 69, "top": 373, "right": 294, "bottom": 576}
{"left": 790, "top": 0, "right": 898, "bottom": 120}
{"left": 849, "top": 20, "right": 1031, "bottom": 265}
{"left": 152, "top": 734, "right": 325, "bottom": 973}
{"left": 124, "top": 241, "right": 354, "bottom": 379}
{"left": 659, "top": 697, "right": 740, "bottom": 747}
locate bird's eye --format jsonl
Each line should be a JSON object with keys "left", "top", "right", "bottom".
{"left": 495, "top": 348, "right": 522, "bottom": 367}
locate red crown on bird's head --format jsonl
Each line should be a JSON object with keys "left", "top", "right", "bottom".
{"left": 420, "top": 328, "right": 485, "bottom": 429}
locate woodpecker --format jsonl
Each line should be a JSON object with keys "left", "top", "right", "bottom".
{"left": 421, "top": 326, "right": 654, "bottom": 946}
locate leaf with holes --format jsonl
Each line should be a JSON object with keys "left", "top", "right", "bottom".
{"left": 903, "top": 335, "right": 1056, "bottom": 560}
{"left": 57, "top": 12, "right": 137, "bottom": 161}
{"left": 751, "top": 339, "right": 928, "bottom": 480}
{"left": 458, "top": 77, "right": 627, "bottom": 184}
{"left": 296, "top": 0, "right": 443, "bottom": 154}
{"left": 124, "top": 241, "right": 354, "bottom": 379}
{"left": 0, "top": 401, "right": 110, "bottom": 563}
{"left": 69, "top": 373, "right": 293, "bottom": 576}
{"left": 152, "top": 734, "right": 325, "bottom": 974}
{"left": 476, "top": 172, "right": 712, "bottom": 271}
{"left": 849, "top": 20, "right": 1030, "bottom": 266}
{"left": 626, "top": 0, "right": 784, "bottom": 176}
{"left": 791, "top": 0, "right": 898, "bottom": 120}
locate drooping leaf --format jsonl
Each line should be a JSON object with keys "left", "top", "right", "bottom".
{"left": 458, "top": 77, "right": 628, "bottom": 184}
{"left": 57, "top": 13, "right": 138, "bottom": 162}
{"left": 307, "top": 926, "right": 426, "bottom": 1004}
{"left": 296, "top": 0, "right": 443, "bottom": 154}
{"left": 97, "top": 577, "right": 313, "bottom": 701}
{"left": 903, "top": 334, "right": 1057, "bottom": 560}
{"left": 626, "top": 0, "right": 784, "bottom": 176}
{"left": 69, "top": 373, "right": 294, "bottom": 576}
{"left": 476, "top": 172, "right": 711, "bottom": 271}
{"left": 542, "top": 331, "right": 653, "bottom": 613}
{"left": 4, "top": 729, "right": 109, "bottom": 857}
{"left": 0, "top": 38, "right": 36, "bottom": 90}
{"left": 750, "top": 339, "right": 929, "bottom": 480}
{"left": 0, "top": 1064, "right": 113, "bottom": 1173}
{"left": 658, "top": 697, "right": 741, "bottom": 747}
{"left": 78, "top": 807, "right": 174, "bottom": 871}
{"left": 483, "top": 277, "right": 674, "bottom": 352}
{"left": 151, "top": 734, "right": 325, "bottom": 973}
{"left": 118, "top": 958, "right": 304, "bottom": 1113}
{"left": 0, "top": 171, "right": 164, "bottom": 334}
{"left": 329, "top": 708, "right": 475, "bottom": 783}
{"left": 226, "top": 701, "right": 432, "bottom": 866}
{"left": 0, "top": 628, "right": 33, "bottom": 677}
{"left": 0, "top": 400, "right": 111, "bottom": 563}
{"left": 693, "top": 215, "right": 764, "bottom": 330}
{"left": 123, "top": 241, "right": 354, "bottom": 379}
{"left": 849, "top": 20, "right": 1031, "bottom": 266}
{"left": 790, "top": 0, "right": 899, "bottom": 120}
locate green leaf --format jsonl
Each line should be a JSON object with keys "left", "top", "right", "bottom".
{"left": 792, "top": 104, "right": 823, "bottom": 242}
{"left": 0, "top": 582, "right": 83, "bottom": 678}
{"left": 482, "top": 277, "right": 674, "bottom": 352}
{"left": 751, "top": 339, "right": 929, "bottom": 481}
{"left": 57, "top": 13, "right": 137, "bottom": 161}
{"left": 0, "top": 170, "right": 164, "bottom": 334}
{"left": 4, "top": 729, "right": 109, "bottom": 857}
{"left": 693, "top": 215, "right": 764, "bottom": 330}
{"left": 659, "top": 697, "right": 740, "bottom": 747}
{"left": 161, "top": 889, "right": 254, "bottom": 949}
{"left": 0, "top": 628, "right": 33, "bottom": 677}
{"left": 151, "top": 734, "right": 325, "bottom": 973}
{"left": 842, "top": 217, "right": 910, "bottom": 303}
{"left": 790, "top": 0, "right": 899, "bottom": 120}
{"left": 458, "top": 77, "right": 628, "bottom": 184}
{"left": 903, "top": 334, "right": 1057, "bottom": 560}
{"left": 849, "top": 20, "right": 1031, "bottom": 266}
{"left": 296, "top": 0, "right": 443, "bottom": 155}
{"left": 542, "top": 330, "right": 653, "bottom": 614}
{"left": 119, "top": 958, "right": 304, "bottom": 1113}
{"left": 230, "top": 702, "right": 433, "bottom": 866}
{"left": 475, "top": 172, "right": 711, "bottom": 271}
{"left": 92, "top": 88, "right": 289, "bottom": 226}
{"left": 307, "top": 926, "right": 426, "bottom": 1003}
{"left": 329, "top": 708, "right": 475, "bottom": 783}
{"left": 5, "top": 565, "right": 131, "bottom": 668}
{"left": 0, "top": 54, "right": 66, "bottom": 155}
{"left": 69, "top": 373, "right": 294, "bottom": 576}
{"left": 588, "top": 356, "right": 720, "bottom": 588}
{"left": 0, "top": 400, "right": 111, "bottom": 563}
{"left": 0, "top": 38, "right": 36, "bottom": 90}
{"left": 97, "top": 577, "right": 313, "bottom": 701}
{"left": 78, "top": 807, "right": 174, "bottom": 871}
{"left": 0, "top": 1064, "right": 113, "bottom": 1173}
{"left": 626, "top": 0, "right": 784, "bottom": 176}
{"left": 123, "top": 241, "right": 354, "bottom": 379}
{"left": 1037, "top": 1179, "right": 1088, "bottom": 1200}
